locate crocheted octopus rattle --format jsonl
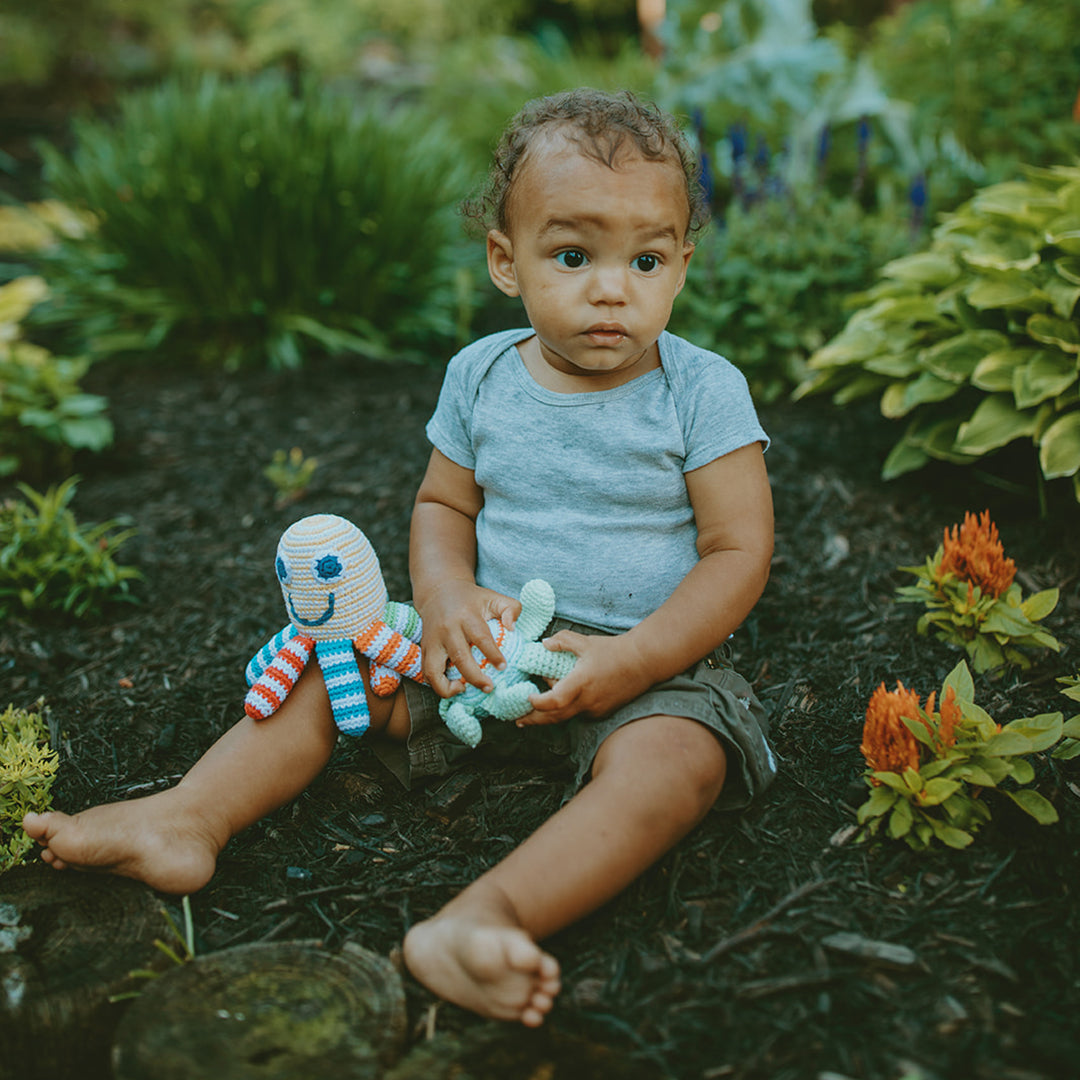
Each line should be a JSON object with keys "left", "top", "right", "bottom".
{"left": 244, "top": 514, "right": 577, "bottom": 746}
{"left": 244, "top": 514, "right": 424, "bottom": 736}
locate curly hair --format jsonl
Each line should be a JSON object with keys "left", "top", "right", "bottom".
{"left": 462, "top": 88, "right": 708, "bottom": 240}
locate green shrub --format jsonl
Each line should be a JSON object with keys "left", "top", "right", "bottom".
{"left": 1, "top": 701, "right": 58, "bottom": 874}
{"left": 797, "top": 161, "right": 1080, "bottom": 504}
{"left": 869, "top": 0, "right": 1080, "bottom": 182}
{"left": 37, "top": 75, "right": 471, "bottom": 370}
{"left": 670, "top": 194, "right": 914, "bottom": 401}
{"left": 0, "top": 276, "right": 113, "bottom": 478}
{"left": 0, "top": 477, "right": 140, "bottom": 619}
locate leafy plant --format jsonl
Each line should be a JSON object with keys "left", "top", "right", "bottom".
{"left": 869, "top": 0, "right": 1080, "bottom": 183}
{"left": 0, "top": 700, "right": 58, "bottom": 873}
{"left": 796, "top": 161, "right": 1080, "bottom": 504}
{"left": 0, "top": 275, "right": 113, "bottom": 478}
{"left": 856, "top": 661, "right": 1063, "bottom": 850}
{"left": 37, "top": 74, "right": 471, "bottom": 370}
{"left": 671, "top": 193, "right": 913, "bottom": 400}
{"left": 264, "top": 446, "right": 318, "bottom": 509}
{"left": 896, "top": 510, "right": 1060, "bottom": 673}
{"left": 1052, "top": 675, "right": 1080, "bottom": 761}
{"left": 0, "top": 477, "right": 140, "bottom": 619}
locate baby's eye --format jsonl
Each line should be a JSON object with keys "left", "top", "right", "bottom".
{"left": 312, "top": 551, "right": 344, "bottom": 582}
{"left": 633, "top": 253, "right": 660, "bottom": 272}
{"left": 555, "top": 250, "right": 587, "bottom": 269}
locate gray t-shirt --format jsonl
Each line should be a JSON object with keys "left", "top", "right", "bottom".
{"left": 426, "top": 328, "right": 769, "bottom": 633}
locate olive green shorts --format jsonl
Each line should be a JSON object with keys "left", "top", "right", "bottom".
{"left": 368, "top": 621, "right": 777, "bottom": 813}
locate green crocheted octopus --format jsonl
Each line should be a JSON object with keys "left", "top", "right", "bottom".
{"left": 440, "top": 579, "right": 577, "bottom": 748}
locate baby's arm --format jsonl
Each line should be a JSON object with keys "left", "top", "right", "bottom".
{"left": 411, "top": 448, "right": 521, "bottom": 697}
{"left": 522, "top": 442, "right": 773, "bottom": 723}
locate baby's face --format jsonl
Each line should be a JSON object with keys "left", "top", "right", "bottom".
{"left": 487, "top": 133, "right": 693, "bottom": 389}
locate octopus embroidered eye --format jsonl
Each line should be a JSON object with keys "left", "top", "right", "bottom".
{"left": 276, "top": 556, "right": 290, "bottom": 584}
{"left": 313, "top": 552, "right": 344, "bottom": 582}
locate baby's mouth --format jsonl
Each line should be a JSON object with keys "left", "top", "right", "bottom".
{"left": 584, "top": 325, "right": 628, "bottom": 345}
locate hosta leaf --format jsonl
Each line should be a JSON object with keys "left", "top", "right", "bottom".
{"left": 808, "top": 325, "right": 887, "bottom": 368}
{"left": 1028, "top": 313, "right": 1080, "bottom": 353}
{"left": 922, "top": 330, "right": 1009, "bottom": 382}
{"left": 965, "top": 277, "right": 1045, "bottom": 311}
{"left": 881, "top": 372, "right": 960, "bottom": 418}
{"left": 863, "top": 350, "right": 921, "bottom": 378}
{"left": 1046, "top": 214, "right": 1080, "bottom": 255}
{"left": 1056, "top": 181, "right": 1080, "bottom": 215}
{"left": 971, "top": 182, "right": 1053, "bottom": 227}
{"left": 1014, "top": 350, "right": 1078, "bottom": 408}
{"left": 881, "top": 437, "right": 929, "bottom": 480}
{"left": 881, "top": 251, "right": 960, "bottom": 288}
{"left": 972, "top": 348, "right": 1038, "bottom": 393}
{"left": 1038, "top": 411, "right": 1080, "bottom": 478}
{"left": 962, "top": 241, "right": 1040, "bottom": 273}
{"left": 1042, "top": 274, "right": 1080, "bottom": 319}
{"left": 954, "top": 394, "right": 1037, "bottom": 455}
{"left": 1005, "top": 789, "right": 1059, "bottom": 825}
{"left": 1056, "top": 257, "right": 1080, "bottom": 285}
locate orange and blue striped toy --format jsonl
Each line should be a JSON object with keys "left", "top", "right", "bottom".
{"left": 244, "top": 514, "right": 424, "bottom": 736}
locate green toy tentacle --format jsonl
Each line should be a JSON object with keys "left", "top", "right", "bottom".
{"left": 517, "top": 641, "right": 576, "bottom": 681}
{"left": 515, "top": 579, "right": 556, "bottom": 642}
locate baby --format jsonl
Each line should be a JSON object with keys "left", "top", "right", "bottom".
{"left": 23, "top": 88, "right": 776, "bottom": 1029}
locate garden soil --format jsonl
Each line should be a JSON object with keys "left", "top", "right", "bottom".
{"left": 2, "top": 352, "right": 1078, "bottom": 1080}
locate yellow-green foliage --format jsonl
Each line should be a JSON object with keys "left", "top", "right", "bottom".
{"left": 0, "top": 702, "right": 58, "bottom": 873}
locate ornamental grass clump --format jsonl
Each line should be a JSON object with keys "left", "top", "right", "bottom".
{"left": 1, "top": 701, "right": 58, "bottom": 873}
{"left": 896, "top": 510, "right": 1060, "bottom": 673}
{"left": 857, "top": 661, "right": 1063, "bottom": 850}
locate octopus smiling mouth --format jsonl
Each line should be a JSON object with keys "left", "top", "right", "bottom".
{"left": 288, "top": 592, "right": 336, "bottom": 627}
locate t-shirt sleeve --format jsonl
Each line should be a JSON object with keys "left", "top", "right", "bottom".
{"left": 425, "top": 348, "right": 478, "bottom": 470}
{"left": 671, "top": 341, "right": 770, "bottom": 472}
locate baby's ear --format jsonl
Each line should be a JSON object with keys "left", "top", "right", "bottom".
{"left": 486, "top": 230, "right": 520, "bottom": 298}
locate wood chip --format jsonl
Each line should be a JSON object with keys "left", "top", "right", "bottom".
{"left": 820, "top": 932, "right": 918, "bottom": 968}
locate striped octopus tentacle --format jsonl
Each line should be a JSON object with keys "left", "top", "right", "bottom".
{"left": 315, "top": 639, "right": 371, "bottom": 736}
{"left": 356, "top": 617, "right": 425, "bottom": 697}
{"left": 244, "top": 632, "right": 314, "bottom": 719}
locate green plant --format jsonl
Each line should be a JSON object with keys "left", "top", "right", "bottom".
{"left": 797, "top": 161, "right": 1080, "bottom": 503}
{"left": 37, "top": 74, "right": 470, "bottom": 370}
{"left": 869, "top": 0, "right": 1080, "bottom": 183}
{"left": 264, "top": 446, "right": 318, "bottom": 509}
{"left": 1052, "top": 675, "right": 1080, "bottom": 761}
{"left": 110, "top": 894, "right": 197, "bottom": 1002}
{"left": 0, "top": 275, "right": 113, "bottom": 478}
{"left": 0, "top": 477, "right": 140, "bottom": 619}
{"left": 1, "top": 700, "right": 58, "bottom": 873}
{"left": 896, "top": 510, "right": 1060, "bottom": 673}
{"left": 671, "top": 194, "right": 913, "bottom": 400}
{"left": 856, "top": 661, "right": 1062, "bottom": 850}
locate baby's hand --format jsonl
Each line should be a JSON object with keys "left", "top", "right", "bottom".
{"left": 417, "top": 581, "right": 520, "bottom": 698}
{"left": 516, "top": 631, "right": 654, "bottom": 726}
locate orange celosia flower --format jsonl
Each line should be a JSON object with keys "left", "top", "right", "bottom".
{"left": 861, "top": 681, "right": 925, "bottom": 780}
{"left": 935, "top": 685, "right": 960, "bottom": 750}
{"left": 934, "top": 510, "right": 1016, "bottom": 599}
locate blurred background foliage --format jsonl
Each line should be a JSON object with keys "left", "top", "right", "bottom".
{"left": 0, "top": 0, "right": 1077, "bottom": 500}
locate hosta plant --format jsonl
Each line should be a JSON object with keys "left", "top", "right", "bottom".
{"left": 0, "top": 275, "right": 113, "bottom": 478}
{"left": 1051, "top": 675, "right": 1080, "bottom": 761}
{"left": 896, "top": 510, "right": 1060, "bottom": 673}
{"left": 856, "top": 661, "right": 1063, "bottom": 850}
{"left": 796, "top": 162, "right": 1080, "bottom": 504}
{"left": 0, "top": 477, "right": 140, "bottom": 619}
{"left": 1, "top": 700, "right": 58, "bottom": 873}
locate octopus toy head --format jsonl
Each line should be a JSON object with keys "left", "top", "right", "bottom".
{"left": 275, "top": 514, "right": 388, "bottom": 642}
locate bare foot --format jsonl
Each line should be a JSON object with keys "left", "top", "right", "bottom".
{"left": 21, "top": 790, "right": 222, "bottom": 895}
{"left": 403, "top": 915, "right": 561, "bottom": 1027}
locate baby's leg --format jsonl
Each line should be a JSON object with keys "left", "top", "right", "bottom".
{"left": 22, "top": 660, "right": 410, "bottom": 895}
{"left": 403, "top": 713, "right": 726, "bottom": 1026}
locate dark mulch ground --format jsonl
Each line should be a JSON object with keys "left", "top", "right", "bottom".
{"left": 2, "top": 351, "right": 1079, "bottom": 1080}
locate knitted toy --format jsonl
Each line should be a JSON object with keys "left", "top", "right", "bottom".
{"left": 440, "top": 579, "right": 577, "bottom": 748}
{"left": 244, "top": 514, "right": 424, "bottom": 736}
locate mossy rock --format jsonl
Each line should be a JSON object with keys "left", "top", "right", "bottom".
{"left": 111, "top": 939, "right": 406, "bottom": 1079}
